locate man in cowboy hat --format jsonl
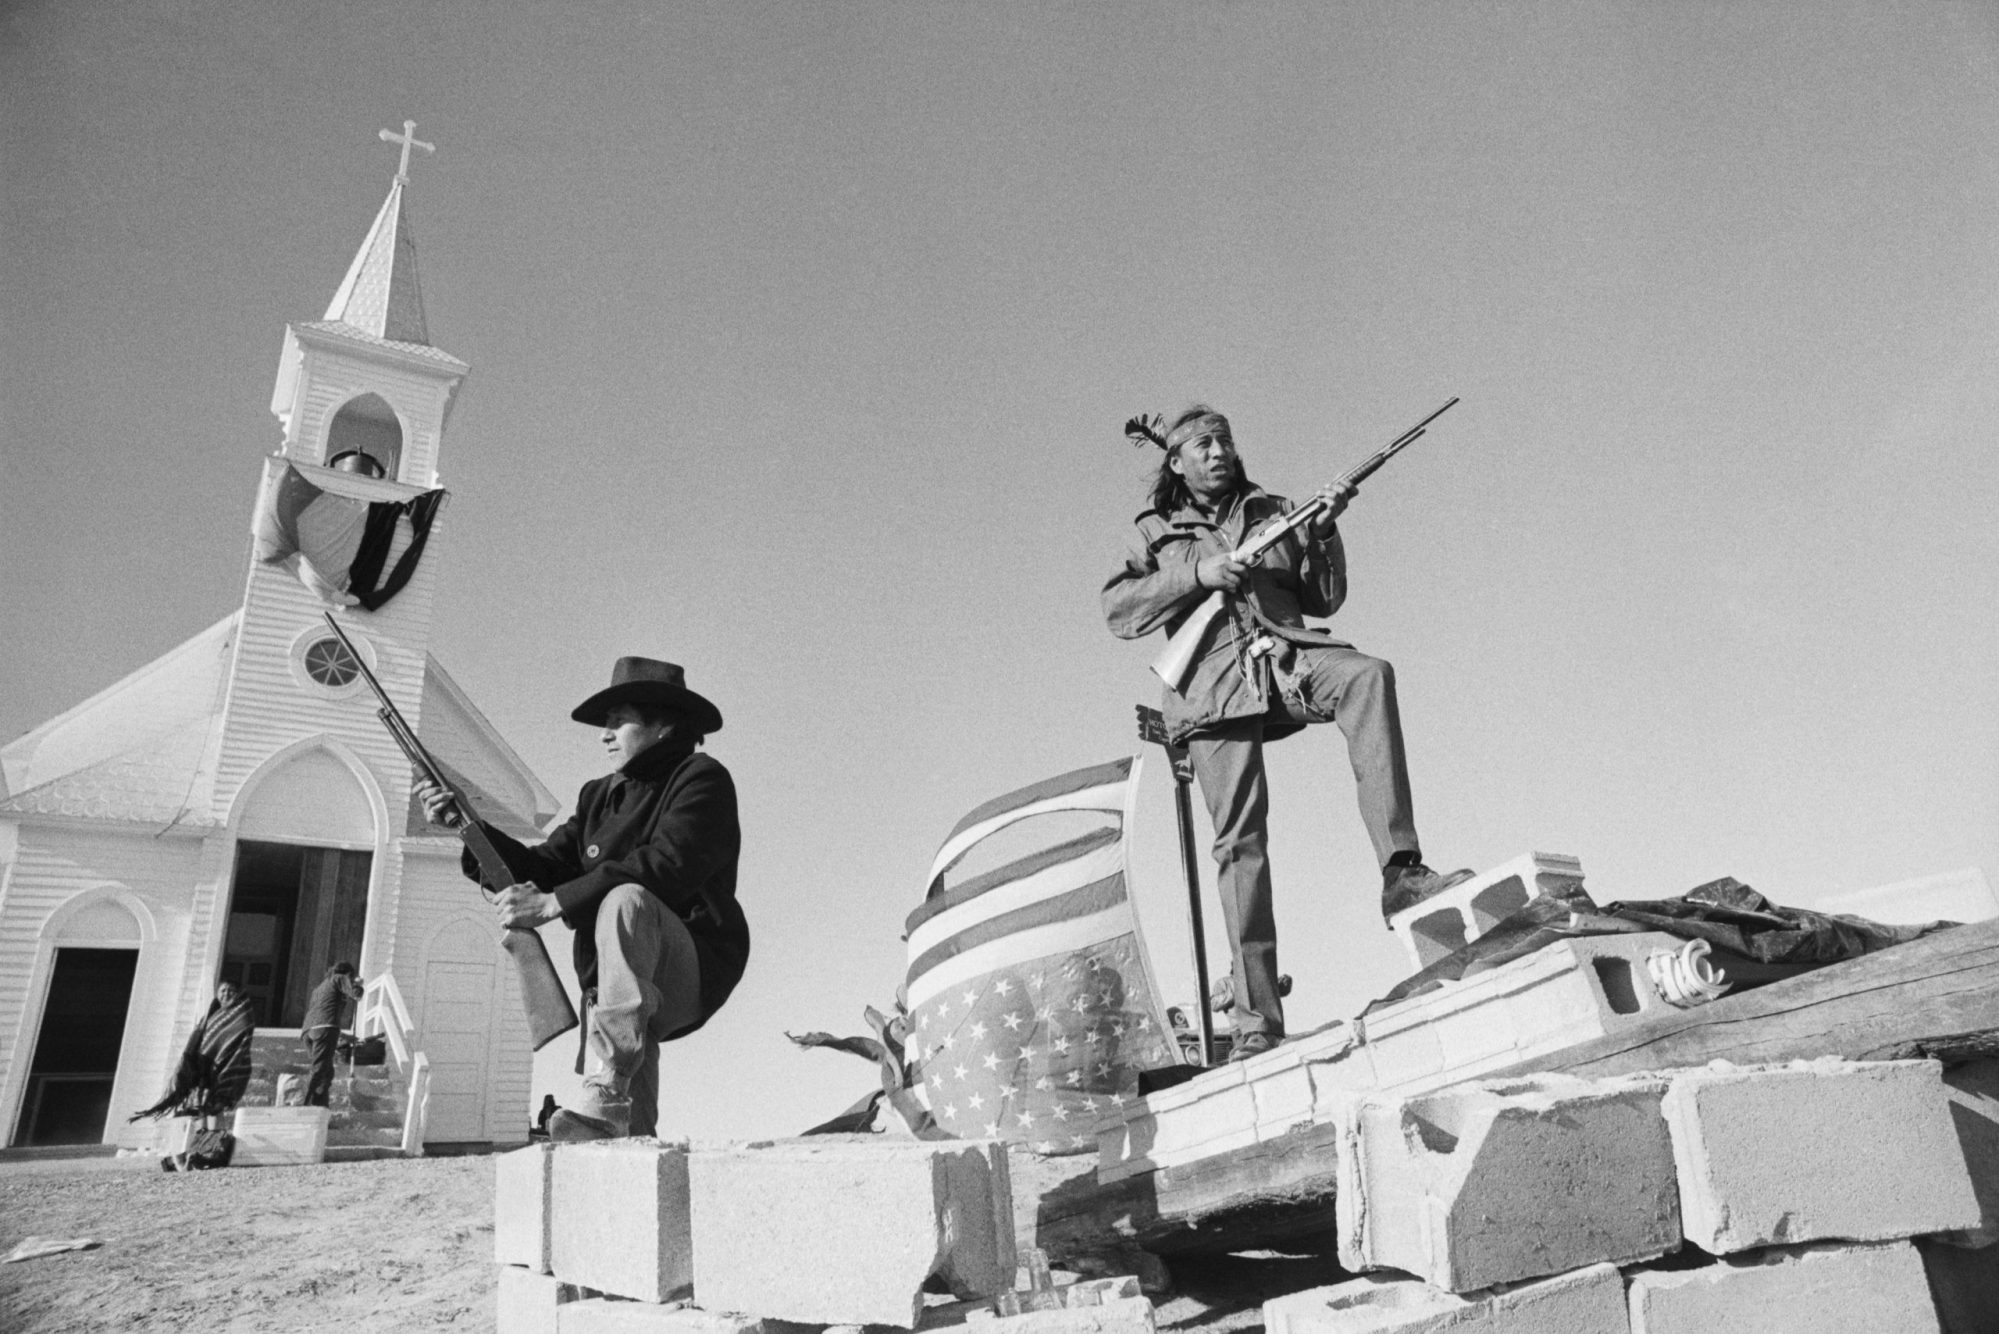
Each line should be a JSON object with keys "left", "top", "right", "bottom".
{"left": 415, "top": 657, "right": 747, "bottom": 1140}
{"left": 1104, "top": 405, "right": 1469, "bottom": 1061}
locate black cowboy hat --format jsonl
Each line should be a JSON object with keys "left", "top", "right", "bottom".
{"left": 570, "top": 657, "right": 724, "bottom": 735}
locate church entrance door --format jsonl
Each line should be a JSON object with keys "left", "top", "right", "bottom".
{"left": 16, "top": 947, "right": 139, "bottom": 1146}
{"left": 223, "top": 841, "right": 371, "bottom": 1028}
{"left": 421, "top": 919, "right": 502, "bottom": 1144}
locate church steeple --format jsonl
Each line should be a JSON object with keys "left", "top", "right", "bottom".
{"left": 321, "top": 122, "right": 434, "bottom": 345}
{"left": 269, "top": 120, "right": 467, "bottom": 488}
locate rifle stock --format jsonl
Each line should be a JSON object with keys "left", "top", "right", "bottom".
{"left": 322, "top": 614, "right": 579, "bottom": 1052}
{"left": 1147, "top": 399, "right": 1457, "bottom": 693}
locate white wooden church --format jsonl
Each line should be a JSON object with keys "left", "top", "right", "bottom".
{"left": 0, "top": 131, "right": 556, "bottom": 1151}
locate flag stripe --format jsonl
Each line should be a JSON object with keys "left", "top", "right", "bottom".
{"left": 906, "top": 875, "right": 1128, "bottom": 1000}
{"left": 929, "top": 779, "right": 1131, "bottom": 887}
{"left": 907, "top": 826, "right": 1120, "bottom": 936}
{"left": 906, "top": 835, "right": 1125, "bottom": 955}
{"left": 906, "top": 902, "right": 1139, "bottom": 1011}
{"left": 943, "top": 758, "right": 1132, "bottom": 843}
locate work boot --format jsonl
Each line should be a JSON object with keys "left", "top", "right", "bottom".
{"left": 549, "top": 1092, "right": 632, "bottom": 1142}
{"left": 1228, "top": 1032, "right": 1281, "bottom": 1063}
{"left": 1381, "top": 862, "right": 1476, "bottom": 920}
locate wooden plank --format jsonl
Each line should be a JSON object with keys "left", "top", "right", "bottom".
{"left": 1487, "top": 914, "right": 1999, "bottom": 1080}
{"left": 1018, "top": 1123, "right": 1344, "bottom": 1259}
{"left": 1019, "top": 918, "right": 1999, "bottom": 1259}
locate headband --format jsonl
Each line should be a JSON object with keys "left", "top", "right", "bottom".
{"left": 1123, "top": 411, "right": 1232, "bottom": 452}
{"left": 1165, "top": 413, "right": 1230, "bottom": 451}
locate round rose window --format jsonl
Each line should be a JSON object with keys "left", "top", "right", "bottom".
{"left": 302, "top": 636, "right": 362, "bottom": 688}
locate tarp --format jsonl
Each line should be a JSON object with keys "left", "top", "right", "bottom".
{"left": 1368, "top": 876, "right": 1958, "bottom": 1013}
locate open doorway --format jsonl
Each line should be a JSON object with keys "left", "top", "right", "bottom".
{"left": 222, "top": 842, "right": 371, "bottom": 1028}
{"left": 16, "top": 947, "right": 139, "bottom": 1145}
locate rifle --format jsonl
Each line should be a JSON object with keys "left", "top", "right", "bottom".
{"left": 1150, "top": 398, "right": 1459, "bottom": 692}
{"left": 321, "top": 612, "right": 580, "bottom": 1051}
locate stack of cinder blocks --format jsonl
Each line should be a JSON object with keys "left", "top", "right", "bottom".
{"left": 494, "top": 1135, "right": 1157, "bottom": 1334}
{"left": 1095, "top": 925, "right": 1697, "bottom": 1182}
{"left": 1267, "top": 1056, "right": 1997, "bottom": 1332}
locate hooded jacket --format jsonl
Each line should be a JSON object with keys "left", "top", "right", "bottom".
{"left": 1103, "top": 484, "right": 1351, "bottom": 744}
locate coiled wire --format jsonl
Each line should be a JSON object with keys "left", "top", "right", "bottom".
{"left": 1646, "top": 938, "right": 1732, "bottom": 1008}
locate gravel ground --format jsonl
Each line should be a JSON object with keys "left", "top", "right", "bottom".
{"left": 0, "top": 1152, "right": 1341, "bottom": 1333}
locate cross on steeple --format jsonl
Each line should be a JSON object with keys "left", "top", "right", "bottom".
{"left": 378, "top": 120, "right": 435, "bottom": 184}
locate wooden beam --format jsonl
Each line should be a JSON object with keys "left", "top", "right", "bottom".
{"left": 1487, "top": 915, "right": 1999, "bottom": 1080}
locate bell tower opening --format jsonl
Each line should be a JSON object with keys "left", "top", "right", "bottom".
{"left": 325, "top": 393, "right": 403, "bottom": 480}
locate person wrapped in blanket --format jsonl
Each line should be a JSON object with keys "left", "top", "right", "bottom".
{"left": 129, "top": 979, "right": 256, "bottom": 1169}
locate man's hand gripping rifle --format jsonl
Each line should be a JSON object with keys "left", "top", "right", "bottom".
{"left": 321, "top": 613, "right": 579, "bottom": 1051}
{"left": 1150, "top": 398, "right": 1459, "bottom": 692}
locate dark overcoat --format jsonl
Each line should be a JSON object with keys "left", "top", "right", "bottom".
{"left": 466, "top": 738, "right": 748, "bottom": 1031}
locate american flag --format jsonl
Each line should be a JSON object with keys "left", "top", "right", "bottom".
{"left": 903, "top": 756, "right": 1179, "bottom": 1155}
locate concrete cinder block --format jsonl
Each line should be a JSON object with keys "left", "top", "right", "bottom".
{"left": 550, "top": 1139, "right": 692, "bottom": 1303}
{"left": 1264, "top": 1262, "right": 1624, "bottom": 1334}
{"left": 229, "top": 1105, "right": 330, "bottom": 1165}
{"left": 1628, "top": 1240, "right": 1940, "bottom": 1334}
{"left": 497, "top": 1265, "right": 594, "bottom": 1334}
{"left": 1940, "top": 1058, "right": 1999, "bottom": 1245}
{"left": 556, "top": 1301, "right": 767, "bottom": 1333}
{"left": 1387, "top": 850, "right": 1585, "bottom": 972}
{"left": 1661, "top": 1058, "right": 1982, "bottom": 1253}
{"left": 689, "top": 1136, "right": 1014, "bottom": 1328}
{"left": 968, "top": 1294, "right": 1155, "bottom": 1334}
{"left": 1354, "top": 931, "right": 1683, "bottom": 1097}
{"left": 1919, "top": 1235, "right": 1999, "bottom": 1334}
{"left": 496, "top": 1143, "right": 555, "bottom": 1272}
{"left": 1335, "top": 1072, "right": 1679, "bottom": 1292}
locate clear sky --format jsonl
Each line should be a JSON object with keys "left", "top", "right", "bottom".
{"left": 5, "top": 1, "right": 1996, "bottom": 1142}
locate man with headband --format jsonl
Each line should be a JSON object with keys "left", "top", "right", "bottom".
{"left": 1103, "top": 405, "right": 1469, "bottom": 1061}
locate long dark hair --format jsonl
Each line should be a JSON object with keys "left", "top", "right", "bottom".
{"left": 1145, "top": 403, "right": 1252, "bottom": 515}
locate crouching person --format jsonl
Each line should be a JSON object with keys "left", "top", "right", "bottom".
{"left": 416, "top": 657, "right": 748, "bottom": 1141}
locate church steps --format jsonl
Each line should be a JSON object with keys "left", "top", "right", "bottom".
{"left": 243, "top": 1030, "right": 414, "bottom": 1149}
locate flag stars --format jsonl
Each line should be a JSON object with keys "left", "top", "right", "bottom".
{"left": 967, "top": 1092, "right": 985, "bottom": 1110}
{"left": 982, "top": 1052, "right": 1001, "bottom": 1071}
{"left": 1051, "top": 1035, "right": 1070, "bottom": 1055}
{"left": 953, "top": 1063, "right": 968, "bottom": 1080}
{"left": 962, "top": 989, "right": 978, "bottom": 1006}
{"left": 994, "top": 979, "right": 1013, "bottom": 997}
{"left": 1002, "top": 1011, "right": 1025, "bottom": 1031}
{"left": 1016, "top": 1110, "right": 1036, "bottom": 1129}
{"left": 968, "top": 1021, "right": 988, "bottom": 1040}
{"left": 1064, "top": 1070, "right": 1083, "bottom": 1086}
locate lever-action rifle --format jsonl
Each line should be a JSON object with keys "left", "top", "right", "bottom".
{"left": 1150, "top": 398, "right": 1459, "bottom": 692}
{"left": 322, "top": 612, "right": 579, "bottom": 1051}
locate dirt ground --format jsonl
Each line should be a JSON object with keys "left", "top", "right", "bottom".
{"left": 0, "top": 1152, "right": 1338, "bottom": 1333}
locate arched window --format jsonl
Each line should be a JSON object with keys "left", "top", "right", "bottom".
{"left": 325, "top": 393, "right": 403, "bottom": 480}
